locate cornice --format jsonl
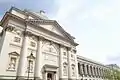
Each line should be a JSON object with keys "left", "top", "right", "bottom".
{"left": 26, "top": 20, "right": 77, "bottom": 46}
{"left": 77, "top": 55, "right": 107, "bottom": 68}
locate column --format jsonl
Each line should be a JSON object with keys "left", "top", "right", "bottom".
{"left": 88, "top": 65, "right": 91, "bottom": 76}
{"left": 98, "top": 67, "right": 101, "bottom": 77}
{"left": 99, "top": 68, "right": 102, "bottom": 77}
{"left": 68, "top": 48, "right": 72, "bottom": 79}
{"left": 34, "top": 36, "right": 43, "bottom": 80}
{"left": 93, "top": 67, "right": 96, "bottom": 76}
{"left": 84, "top": 64, "right": 88, "bottom": 76}
{"left": 74, "top": 50, "right": 79, "bottom": 80}
{"left": 80, "top": 63, "right": 84, "bottom": 75}
{"left": 16, "top": 31, "right": 29, "bottom": 80}
{"left": 95, "top": 67, "right": 98, "bottom": 77}
{"left": 59, "top": 45, "right": 64, "bottom": 79}
{"left": 80, "top": 63, "right": 84, "bottom": 79}
{"left": 92, "top": 66, "right": 95, "bottom": 76}
{"left": 101, "top": 68, "right": 103, "bottom": 77}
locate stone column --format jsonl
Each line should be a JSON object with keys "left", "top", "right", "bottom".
{"left": 80, "top": 63, "right": 84, "bottom": 75}
{"left": 98, "top": 67, "right": 101, "bottom": 77}
{"left": 68, "top": 48, "right": 72, "bottom": 79}
{"left": 16, "top": 31, "right": 29, "bottom": 80}
{"left": 92, "top": 66, "right": 95, "bottom": 76}
{"left": 97, "top": 67, "right": 99, "bottom": 77}
{"left": 101, "top": 68, "right": 103, "bottom": 77}
{"left": 84, "top": 64, "right": 88, "bottom": 75}
{"left": 59, "top": 45, "right": 64, "bottom": 79}
{"left": 34, "top": 36, "right": 43, "bottom": 80}
{"left": 93, "top": 67, "right": 96, "bottom": 76}
{"left": 95, "top": 67, "right": 98, "bottom": 77}
{"left": 99, "top": 68, "right": 102, "bottom": 77}
{"left": 88, "top": 65, "right": 91, "bottom": 76}
{"left": 74, "top": 50, "right": 79, "bottom": 80}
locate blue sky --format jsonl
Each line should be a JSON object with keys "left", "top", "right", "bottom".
{"left": 0, "top": 0, "right": 120, "bottom": 65}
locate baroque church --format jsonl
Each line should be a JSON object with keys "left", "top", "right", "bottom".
{"left": 0, "top": 7, "right": 109, "bottom": 80}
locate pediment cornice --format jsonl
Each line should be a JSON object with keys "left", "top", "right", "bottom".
{"left": 26, "top": 19, "right": 78, "bottom": 46}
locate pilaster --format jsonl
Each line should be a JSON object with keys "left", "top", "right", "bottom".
{"left": 74, "top": 51, "right": 79, "bottom": 79}
{"left": 68, "top": 48, "right": 72, "bottom": 79}
{"left": 59, "top": 45, "right": 64, "bottom": 78}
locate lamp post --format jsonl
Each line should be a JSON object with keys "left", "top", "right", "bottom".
{"left": 27, "top": 60, "right": 31, "bottom": 80}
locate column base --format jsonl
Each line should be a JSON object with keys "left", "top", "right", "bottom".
{"left": 34, "top": 77, "right": 42, "bottom": 80}
{"left": 16, "top": 76, "right": 25, "bottom": 80}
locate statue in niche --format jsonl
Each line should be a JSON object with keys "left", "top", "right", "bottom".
{"left": 8, "top": 57, "right": 16, "bottom": 70}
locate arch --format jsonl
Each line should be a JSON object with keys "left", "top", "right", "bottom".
{"left": 42, "top": 41, "right": 58, "bottom": 54}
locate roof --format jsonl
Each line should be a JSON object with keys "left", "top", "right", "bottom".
{"left": 77, "top": 55, "right": 108, "bottom": 68}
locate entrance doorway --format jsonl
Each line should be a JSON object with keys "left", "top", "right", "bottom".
{"left": 47, "top": 73, "right": 53, "bottom": 80}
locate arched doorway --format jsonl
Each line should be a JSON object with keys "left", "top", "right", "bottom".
{"left": 47, "top": 73, "right": 53, "bottom": 80}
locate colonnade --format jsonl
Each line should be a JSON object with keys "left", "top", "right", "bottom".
{"left": 78, "top": 62, "right": 107, "bottom": 79}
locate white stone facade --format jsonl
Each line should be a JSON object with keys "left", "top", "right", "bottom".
{"left": 0, "top": 7, "right": 109, "bottom": 80}
{"left": 0, "top": 7, "right": 78, "bottom": 80}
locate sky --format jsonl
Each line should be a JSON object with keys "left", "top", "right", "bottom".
{"left": 0, "top": 0, "right": 120, "bottom": 66}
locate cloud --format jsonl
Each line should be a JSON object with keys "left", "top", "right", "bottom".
{"left": 0, "top": 0, "right": 120, "bottom": 65}
{"left": 53, "top": 0, "right": 120, "bottom": 65}
{"left": 106, "top": 54, "right": 120, "bottom": 66}
{"left": 0, "top": 0, "right": 17, "bottom": 3}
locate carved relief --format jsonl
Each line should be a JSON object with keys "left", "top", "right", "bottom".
{"left": 42, "top": 41, "right": 57, "bottom": 54}
{"left": 27, "top": 52, "right": 35, "bottom": 73}
{"left": 14, "top": 36, "right": 21, "bottom": 43}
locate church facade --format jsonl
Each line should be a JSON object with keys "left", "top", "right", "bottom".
{"left": 0, "top": 7, "right": 109, "bottom": 80}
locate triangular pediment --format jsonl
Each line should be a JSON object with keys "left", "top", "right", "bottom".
{"left": 9, "top": 52, "right": 20, "bottom": 56}
{"left": 27, "top": 19, "right": 75, "bottom": 43}
{"left": 40, "top": 24, "right": 65, "bottom": 37}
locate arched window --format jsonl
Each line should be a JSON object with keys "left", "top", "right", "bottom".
{"left": 42, "top": 42, "right": 57, "bottom": 54}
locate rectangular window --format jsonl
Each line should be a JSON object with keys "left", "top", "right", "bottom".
{"left": 63, "top": 52, "right": 67, "bottom": 56}
{"left": 14, "top": 37, "right": 21, "bottom": 43}
{"left": 30, "top": 41, "right": 36, "bottom": 47}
